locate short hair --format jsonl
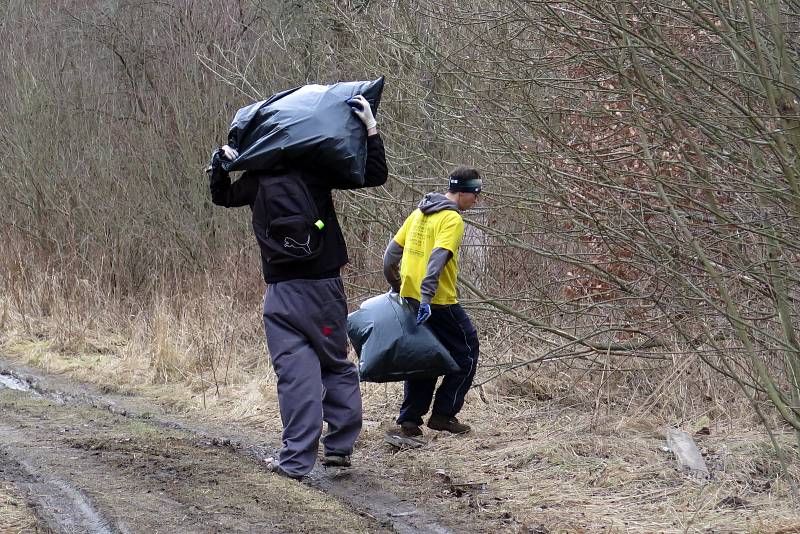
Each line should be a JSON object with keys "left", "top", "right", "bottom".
{"left": 448, "top": 166, "right": 482, "bottom": 193}
{"left": 449, "top": 166, "right": 481, "bottom": 183}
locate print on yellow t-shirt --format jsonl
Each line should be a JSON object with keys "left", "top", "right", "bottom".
{"left": 393, "top": 208, "right": 464, "bottom": 305}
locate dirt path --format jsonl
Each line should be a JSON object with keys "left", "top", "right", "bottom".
{"left": 0, "top": 359, "right": 458, "bottom": 534}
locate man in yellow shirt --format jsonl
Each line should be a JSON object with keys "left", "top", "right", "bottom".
{"left": 383, "top": 166, "right": 481, "bottom": 436}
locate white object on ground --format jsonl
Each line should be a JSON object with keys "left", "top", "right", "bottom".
{"left": 666, "top": 428, "right": 710, "bottom": 481}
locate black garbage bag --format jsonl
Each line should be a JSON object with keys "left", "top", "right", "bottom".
{"left": 347, "top": 292, "right": 460, "bottom": 383}
{"left": 222, "top": 77, "right": 385, "bottom": 187}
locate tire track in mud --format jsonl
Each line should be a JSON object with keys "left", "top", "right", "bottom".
{"left": 0, "top": 361, "right": 456, "bottom": 534}
{"left": 0, "top": 437, "right": 119, "bottom": 534}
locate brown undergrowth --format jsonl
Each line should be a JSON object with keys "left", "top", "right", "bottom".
{"left": 0, "top": 483, "right": 41, "bottom": 533}
{"left": 1, "top": 279, "right": 799, "bottom": 533}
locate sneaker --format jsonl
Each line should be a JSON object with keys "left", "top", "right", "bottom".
{"left": 322, "top": 454, "right": 351, "bottom": 467}
{"left": 427, "top": 414, "right": 471, "bottom": 434}
{"left": 264, "top": 458, "right": 303, "bottom": 480}
{"left": 399, "top": 421, "right": 423, "bottom": 437}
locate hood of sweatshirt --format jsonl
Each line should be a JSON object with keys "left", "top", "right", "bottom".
{"left": 418, "top": 193, "right": 459, "bottom": 215}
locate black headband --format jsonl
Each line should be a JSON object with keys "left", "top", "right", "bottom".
{"left": 448, "top": 176, "right": 482, "bottom": 193}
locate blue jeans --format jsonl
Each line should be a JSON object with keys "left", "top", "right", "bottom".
{"left": 397, "top": 301, "right": 479, "bottom": 425}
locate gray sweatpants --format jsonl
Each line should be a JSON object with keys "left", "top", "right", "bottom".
{"left": 262, "top": 276, "right": 362, "bottom": 477}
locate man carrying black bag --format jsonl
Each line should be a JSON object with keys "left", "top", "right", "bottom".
{"left": 209, "top": 95, "right": 387, "bottom": 479}
{"left": 383, "top": 167, "right": 482, "bottom": 438}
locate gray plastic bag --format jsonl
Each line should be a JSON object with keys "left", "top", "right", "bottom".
{"left": 222, "top": 77, "right": 384, "bottom": 187}
{"left": 347, "top": 292, "right": 460, "bottom": 383}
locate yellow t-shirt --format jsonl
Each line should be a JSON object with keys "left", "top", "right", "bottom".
{"left": 393, "top": 208, "right": 464, "bottom": 305}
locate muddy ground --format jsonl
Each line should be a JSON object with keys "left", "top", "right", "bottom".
{"left": 0, "top": 358, "right": 471, "bottom": 534}
{"left": 3, "top": 349, "right": 800, "bottom": 533}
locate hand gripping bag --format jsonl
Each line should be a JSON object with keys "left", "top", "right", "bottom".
{"left": 347, "top": 292, "right": 460, "bottom": 383}
{"left": 223, "top": 77, "right": 384, "bottom": 187}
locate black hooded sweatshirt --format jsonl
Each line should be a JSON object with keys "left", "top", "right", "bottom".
{"left": 210, "top": 134, "right": 388, "bottom": 283}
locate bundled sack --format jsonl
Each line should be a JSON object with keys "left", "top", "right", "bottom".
{"left": 222, "top": 77, "right": 385, "bottom": 187}
{"left": 347, "top": 292, "right": 460, "bottom": 383}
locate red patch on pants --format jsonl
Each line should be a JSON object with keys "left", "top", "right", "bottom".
{"left": 322, "top": 326, "right": 333, "bottom": 336}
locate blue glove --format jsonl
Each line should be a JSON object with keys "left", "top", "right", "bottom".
{"left": 416, "top": 303, "right": 431, "bottom": 325}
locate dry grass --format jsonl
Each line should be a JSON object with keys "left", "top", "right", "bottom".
{"left": 1, "top": 287, "right": 799, "bottom": 533}
{"left": 0, "top": 483, "right": 41, "bottom": 533}
{"left": 358, "top": 383, "right": 800, "bottom": 533}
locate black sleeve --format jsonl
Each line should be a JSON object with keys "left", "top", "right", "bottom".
{"left": 333, "top": 133, "right": 388, "bottom": 190}
{"left": 209, "top": 168, "right": 258, "bottom": 208}
{"left": 362, "top": 133, "right": 388, "bottom": 188}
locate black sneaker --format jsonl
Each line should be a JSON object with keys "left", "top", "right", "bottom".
{"left": 427, "top": 414, "right": 471, "bottom": 434}
{"left": 399, "top": 421, "right": 423, "bottom": 437}
{"left": 322, "top": 454, "right": 351, "bottom": 467}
